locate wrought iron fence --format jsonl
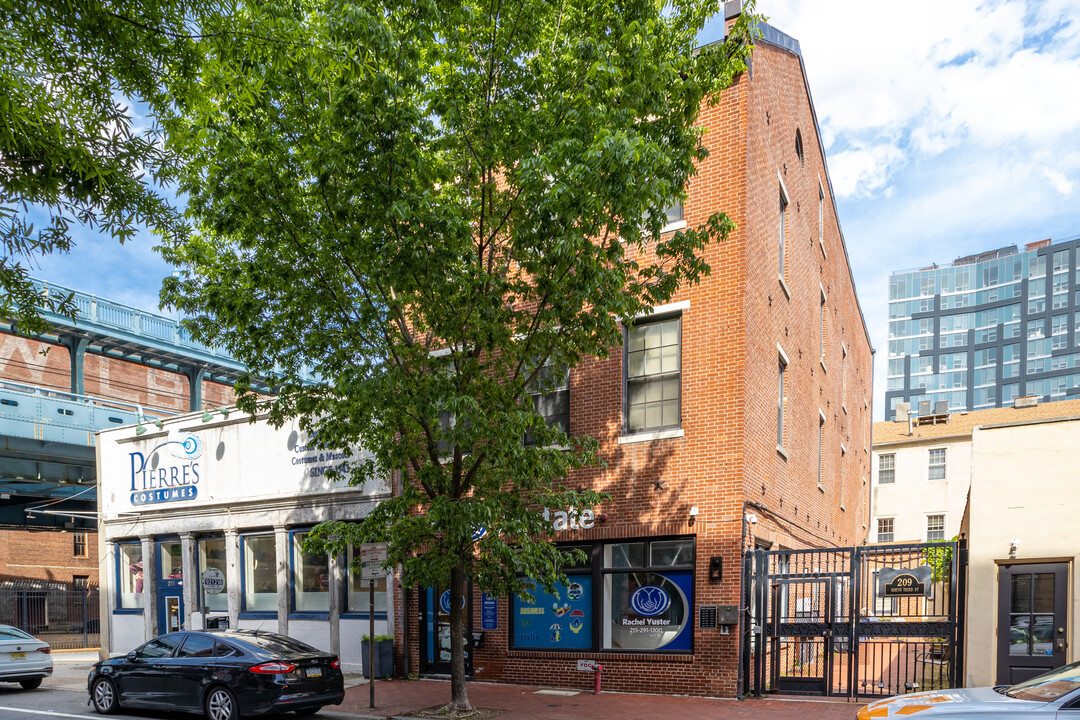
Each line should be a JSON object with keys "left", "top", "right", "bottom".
{"left": 0, "top": 580, "right": 100, "bottom": 649}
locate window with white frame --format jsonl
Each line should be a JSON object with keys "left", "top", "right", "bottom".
{"left": 525, "top": 360, "right": 569, "bottom": 445}
{"left": 778, "top": 187, "right": 787, "bottom": 281}
{"left": 117, "top": 542, "right": 144, "bottom": 609}
{"left": 662, "top": 200, "right": 683, "bottom": 229}
{"left": 877, "top": 518, "right": 894, "bottom": 543}
{"left": 347, "top": 545, "right": 388, "bottom": 614}
{"left": 928, "top": 448, "right": 946, "bottom": 480}
{"left": 926, "top": 514, "right": 946, "bottom": 542}
{"left": 625, "top": 315, "right": 681, "bottom": 433}
{"left": 820, "top": 289, "right": 827, "bottom": 366}
{"left": 777, "top": 354, "right": 787, "bottom": 449}
{"left": 292, "top": 531, "right": 330, "bottom": 613}
{"left": 817, "top": 412, "right": 825, "bottom": 490}
{"left": 818, "top": 184, "right": 824, "bottom": 244}
{"left": 878, "top": 453, "right": 895, "bottom": 484}
{"left": 242, "top": 534, "right": 277, "bottom": 612}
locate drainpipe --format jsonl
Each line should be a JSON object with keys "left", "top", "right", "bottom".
{"left": 736, "top": 499, "right": 750, "bottom": 700}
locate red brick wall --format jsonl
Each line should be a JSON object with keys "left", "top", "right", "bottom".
{"left": 0, "top": 528, "right": 99, "bottom": 585}
{"left": 0, "top": 332, "right": 238, "bottom": 413}
{"left": 411, "top": 40, "right": 875, "bottom": 698}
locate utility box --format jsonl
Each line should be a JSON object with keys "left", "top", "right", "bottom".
{"left": 716, "top": 605, "right": 739, "bottom": 626}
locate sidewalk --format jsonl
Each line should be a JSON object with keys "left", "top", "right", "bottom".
{"left": 332, "top": 678, "right": 860, "bottom": 720}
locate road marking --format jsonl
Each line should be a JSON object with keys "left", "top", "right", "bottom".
{"left": 0, "top": 707, "right": 99, "bottom": 719}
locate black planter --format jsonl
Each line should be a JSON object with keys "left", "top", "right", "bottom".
{"left": 360, "top": 639, "right": 394, "bottom": 678}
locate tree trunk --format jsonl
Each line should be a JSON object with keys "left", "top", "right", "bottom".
{"left": 447, "top": 561, "right": 471, "bottom": 710}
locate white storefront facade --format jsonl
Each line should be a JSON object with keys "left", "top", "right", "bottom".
{"left": 96, "top": 411, "right": 390, "bottom": 672}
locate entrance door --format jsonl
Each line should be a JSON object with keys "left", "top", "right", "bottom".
{"left": 997, "top": 563, "right": 1068, "bottom": 685}
{"left": 420, "top": 586, "right": 473, "bottom": 676}
{"left": 156, "top": 540, "right": 184, "bottom": 634}
{"left": 770, "top": 577, "right": 833, "bottom": 694}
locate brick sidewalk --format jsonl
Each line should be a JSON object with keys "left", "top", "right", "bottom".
{"left": 335, "top": 678, "right": 860, "bottom": 720}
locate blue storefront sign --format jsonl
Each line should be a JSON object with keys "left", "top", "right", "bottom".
{"left": 481, "top": 593, "right": 498, "bottom": 630}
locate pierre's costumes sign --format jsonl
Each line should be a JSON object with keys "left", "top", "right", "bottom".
{"left": 128, "top": 432, "right": 203, "bottom": 506}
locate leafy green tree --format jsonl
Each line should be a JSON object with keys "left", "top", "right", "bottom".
{"left": 161, "top": 0, "right": 755, "bottom": 709}
{"left": 0, "top": 0, "right": 206, "bottom": 331}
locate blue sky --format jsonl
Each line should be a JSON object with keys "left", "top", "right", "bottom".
{"left": 28, "top": 0, "right": 1080, "bottom": 419}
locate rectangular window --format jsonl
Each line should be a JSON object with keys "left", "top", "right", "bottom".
{"left": 512, "top": 539, "right": 694, "bottom": 654}
{"left": 292, "top": 531, "right": 329, "bottom": 613}
{"left": 662, "top": 200, "right": 683, "bottom": 228}
{"left": 242, "top": 534, "right": 277, "bottom": 612}
{"left": 878, "top": 454, "right": 895, "bottom": 484}
{"left": 625, "top": 316, "right": 681, "bottom": 433}
{"left": 346, "top": 545, "right": 388, "bottom": 614}
{"left": 818, "top": 184, "right": 824, "bottom": 244}
{"left": 817, "top": 413, "right": 825, "bottom": 490}
{"left": 73, "top": 575, "right": 89, "bottom": 591}
{"left": 820, "top": 290, "right": 827, "bottom": 366}
{"left": 1054, "top": 250, "right": 1069, "bottom": 272}
{"left": 779, "top": 188, "right": 787, "bottom": 280}
{"left": 117, "top": 542, "right": 144, "bottom": 609}
{"left": 928, "top": 448, "right": 946, "bottom": 480}
{"left": 73, "top": 531, "right": 87, "bottom": 558}
{"left": 198, "top": 537, "right": 228, "bottom": 612}
{"left": 926, "top": 514, "right": 946, "bottom": 542}
{"left": 777, "top": 355, "right": 787, "bottom": 449}
{"left": 526, "top": 361, "right": 569, "bottom": 445}
{"left": 877, "top": 518, "right": 894, "bottom": 543}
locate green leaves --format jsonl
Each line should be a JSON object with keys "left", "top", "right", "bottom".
{"left": 163, "top": 0, "right": 756, "bottom": 703}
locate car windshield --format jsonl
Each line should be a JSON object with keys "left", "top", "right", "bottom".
{"left": 231, "top": 632, "right": 318, "bottom": 656}
{"left": 0, "top": 627, "right": 32, "bottom": 640}
{"left": 1006, "top": 661, "right": 1080, "bottom": 702}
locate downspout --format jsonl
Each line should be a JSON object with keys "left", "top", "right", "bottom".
{"left": 735, "top": 498, "right": 750, "bottom": 699}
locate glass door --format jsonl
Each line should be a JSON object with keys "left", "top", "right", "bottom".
{"left": 420, "top": 585, "right": 473, "bottom": 676}
{"left": 156, "top": 540, "right": 184, "bottom": 633}
{"left": 997, "top": 562, "right": 1068, "bottom": 684}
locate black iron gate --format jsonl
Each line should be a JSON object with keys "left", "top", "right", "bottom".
{"left": 742, "top": 540, "right": 966, "bottom": 699}
{"left": 0, "top": 580, "right": 100, "bottom": 649}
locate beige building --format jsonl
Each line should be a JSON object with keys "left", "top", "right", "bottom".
{"left": 872, "top": 398, "right": 1080, "bottom": 687}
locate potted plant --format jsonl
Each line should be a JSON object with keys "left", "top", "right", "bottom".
{"left": 360, "top": 634, "right": 394, "bottom": 678}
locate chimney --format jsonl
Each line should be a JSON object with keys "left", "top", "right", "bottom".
{"left": 1013, "top": 395, "right": 1039, "bottom": 409}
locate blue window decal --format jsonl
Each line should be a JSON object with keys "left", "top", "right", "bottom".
{"left": 512, "top": 576, "right": 592, "bottom": 650}
{"left": 604, "top": 570, "right": 692, "bottom": 652}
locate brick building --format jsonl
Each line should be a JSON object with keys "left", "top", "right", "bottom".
{"left": 398, "top": 10, "right": 874, "bottom": 698}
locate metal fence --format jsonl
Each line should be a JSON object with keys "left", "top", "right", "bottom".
{"left": 0, "top": 580, "right": 100, "bottom": 649}
{"left": 742, "top": 540, "right": 967, "bottom": 699}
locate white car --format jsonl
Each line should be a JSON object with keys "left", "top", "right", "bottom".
{"left": 858, "top": 661, "right": 1080, "bottom": 718}
{"left": 0, "top": 625, "right": 52, "bottom": 690}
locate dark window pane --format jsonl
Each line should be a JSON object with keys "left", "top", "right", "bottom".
{"left": 137, "top": 636, "right": 180, "bottom": 659}
{"left": 1011, "top": 574, "right": 1031, "bottom": 613}
{"left": 650, "top": 539, "right": 694, "bottom": 567}
{"left": 604, "top": 542, "right": 646, "bottom": 569}
{"left": 1033, "top": 573, "right": 1055, "bottom": 613}
{"left": 177, "top": 635, "right": 215, "bottom": 658}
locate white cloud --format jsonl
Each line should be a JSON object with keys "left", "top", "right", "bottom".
{"left": 1042, "top": 168, "right": 1075, "bottom": 197}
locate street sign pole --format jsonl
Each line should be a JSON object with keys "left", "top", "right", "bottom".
{"left": 369, "top": 578, "right": 375, "bottom": 709}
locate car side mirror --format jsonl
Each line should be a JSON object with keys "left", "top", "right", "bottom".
{"left": 127, "top": 651, "right": 138, "bottom": 662}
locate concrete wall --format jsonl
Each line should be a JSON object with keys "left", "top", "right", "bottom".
{"left": 966, "top": 420, "right": 1080, "bottom": 686}
{"left": 872, "top": 437, "right": 970, "bottom": 543}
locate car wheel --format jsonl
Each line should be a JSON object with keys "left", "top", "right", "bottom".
{"left": 19, "top": 678, "right": 42, "bottom": 690}
{"left": 91, "top": 677, "right": 119, "bottom": 714}
{"left": 205, "top": 686, "right": 239, "bottom": 720}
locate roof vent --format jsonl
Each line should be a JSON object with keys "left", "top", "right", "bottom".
{"left": 1014, "top": 395, "right": 1039, "bottom": 409}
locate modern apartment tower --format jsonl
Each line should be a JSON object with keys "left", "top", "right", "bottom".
{"left": 886, "top": 235, "right": 1080, "bottom": 420}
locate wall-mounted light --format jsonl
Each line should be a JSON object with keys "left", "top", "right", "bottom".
{"left": 201, "top": 404, "right": 231, "bottom": 422}
{"left": 1009, "top": 538, "right": 1019, "bottom": 558}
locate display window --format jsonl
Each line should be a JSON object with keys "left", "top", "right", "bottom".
{"left": 292, "top": 530, "right": 330, "bottom": 613}
{"left": 241, "top": 534, "right": 277, "bottom": 612}
{"left": 511, "top": 537, "right": 694, "bottom": 654}
{"left": 198, "top": 537, "right": 228, "bottom": 612}
{"left": 116, "top": 542, "right": 144, "bottom": 609}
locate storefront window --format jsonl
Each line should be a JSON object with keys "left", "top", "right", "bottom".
{"left": 293, "top": 531, "right": 330, "bottom": 613}
{"left": 199, "top": 537, "right": 228, "bottom": 612}
{"left": 346, "top": 545, "right": 387, "bottom": 614}
{"left": 512, "top": 576, "right": 593, "bottom": 650}
{"left": 160, "top": 541, "right": 183, "bottom": 579}
{"left": 242, "top": 534, "right": 277, "bottom": 612}
{"left": 511, "top": 538, "right": 694, "bottom": 653}
{"left": 117, "top": 542, "right": 144, "bottom": 609}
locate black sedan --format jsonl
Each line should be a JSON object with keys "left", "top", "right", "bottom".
{"left": 87, "top": 630, "right": 344, "bottom": 719}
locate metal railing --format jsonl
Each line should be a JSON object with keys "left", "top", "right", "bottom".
{"left": 0, "top": 580, "right": 100, "bottom": 650}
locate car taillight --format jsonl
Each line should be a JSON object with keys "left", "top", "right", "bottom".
{"left": 250, "top": 662, "right": 296, "bottom": 674}
{"left": 36, "top": 647, "right": 51, "bottom": 654}
{"left": 331, "top": 659, "right": 340, "bottom": 669}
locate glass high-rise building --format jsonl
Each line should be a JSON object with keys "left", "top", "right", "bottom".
{"left": 886, "top": 235, "right": 1080, "bottom": 420}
